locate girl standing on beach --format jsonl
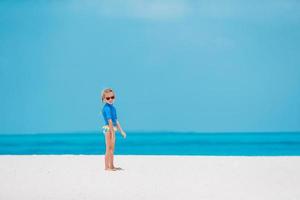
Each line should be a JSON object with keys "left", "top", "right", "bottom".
{"left": 101, "top": 88, "right": 126, "bottom": 171}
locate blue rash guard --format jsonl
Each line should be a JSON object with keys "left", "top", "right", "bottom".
{"left": 102, "top": 103, "right": 118, "bottom": 126}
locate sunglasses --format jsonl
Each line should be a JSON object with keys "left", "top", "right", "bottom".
{"left": 105, "top": 96, "right": 115, "bottom": 100}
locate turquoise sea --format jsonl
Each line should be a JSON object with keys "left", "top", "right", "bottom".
{"left": 0, "top": 132, "right": 300, "bottom": 156}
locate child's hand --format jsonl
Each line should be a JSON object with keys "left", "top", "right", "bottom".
{"left": 121, "top": 131, "right": 126, "bottom": 139}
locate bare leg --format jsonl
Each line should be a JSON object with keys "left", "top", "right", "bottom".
{"left": 110, "top": 132, "right": 122, "bottom": 170}
{"left": 110, "top": 132, "right": 116, "bottom": 168}
{"left": 104, "top": 131, "right": 112, "bottom": 170}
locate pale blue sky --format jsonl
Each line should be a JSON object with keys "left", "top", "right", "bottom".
{"left": 0, "top": 0, "right": 300, "bottom": 133}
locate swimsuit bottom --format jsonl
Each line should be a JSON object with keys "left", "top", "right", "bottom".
{"left": 102, "top": 125, "right": 118, "bottom": 134}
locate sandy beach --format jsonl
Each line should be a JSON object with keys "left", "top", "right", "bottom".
{"left": 0, "top": 155, "right": 299, "bottom": 200}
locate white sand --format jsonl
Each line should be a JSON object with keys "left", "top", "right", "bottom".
{"left": 0, "top": 155, "right": 299, "bottom": 200}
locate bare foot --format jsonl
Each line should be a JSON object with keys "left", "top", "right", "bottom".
{"left": 105, "top": 168, "right": 117, "bottom": 171}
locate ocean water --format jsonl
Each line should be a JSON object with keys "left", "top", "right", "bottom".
{"left": 0, "top": 132, "right": 300, "bottom": 156}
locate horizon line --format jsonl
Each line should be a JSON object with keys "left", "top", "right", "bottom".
{"left": 0, "top": 130, "right": 300, "bottom": 135}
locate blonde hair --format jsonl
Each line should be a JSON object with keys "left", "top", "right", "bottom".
{"left": 101, "top": 88, "right": 115, "bottom": 102}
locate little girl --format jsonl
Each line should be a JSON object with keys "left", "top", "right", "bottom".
{"left": 101, "top": 88, "right": 126, "bottom": 171}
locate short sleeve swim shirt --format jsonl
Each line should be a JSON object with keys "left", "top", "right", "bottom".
{"left": 102, "top": 103, "right": 117, "bottom": 126}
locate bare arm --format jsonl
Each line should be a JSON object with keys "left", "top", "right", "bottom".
{"left": 116, "top": 120, "right": 126, "bottom": 138}
{"left": 116, "top": 120, "right": 124, "bottom": 132}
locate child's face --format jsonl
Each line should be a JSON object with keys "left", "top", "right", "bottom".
{"left": 104, "top": 92, "right": 115, "bottom": 104}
